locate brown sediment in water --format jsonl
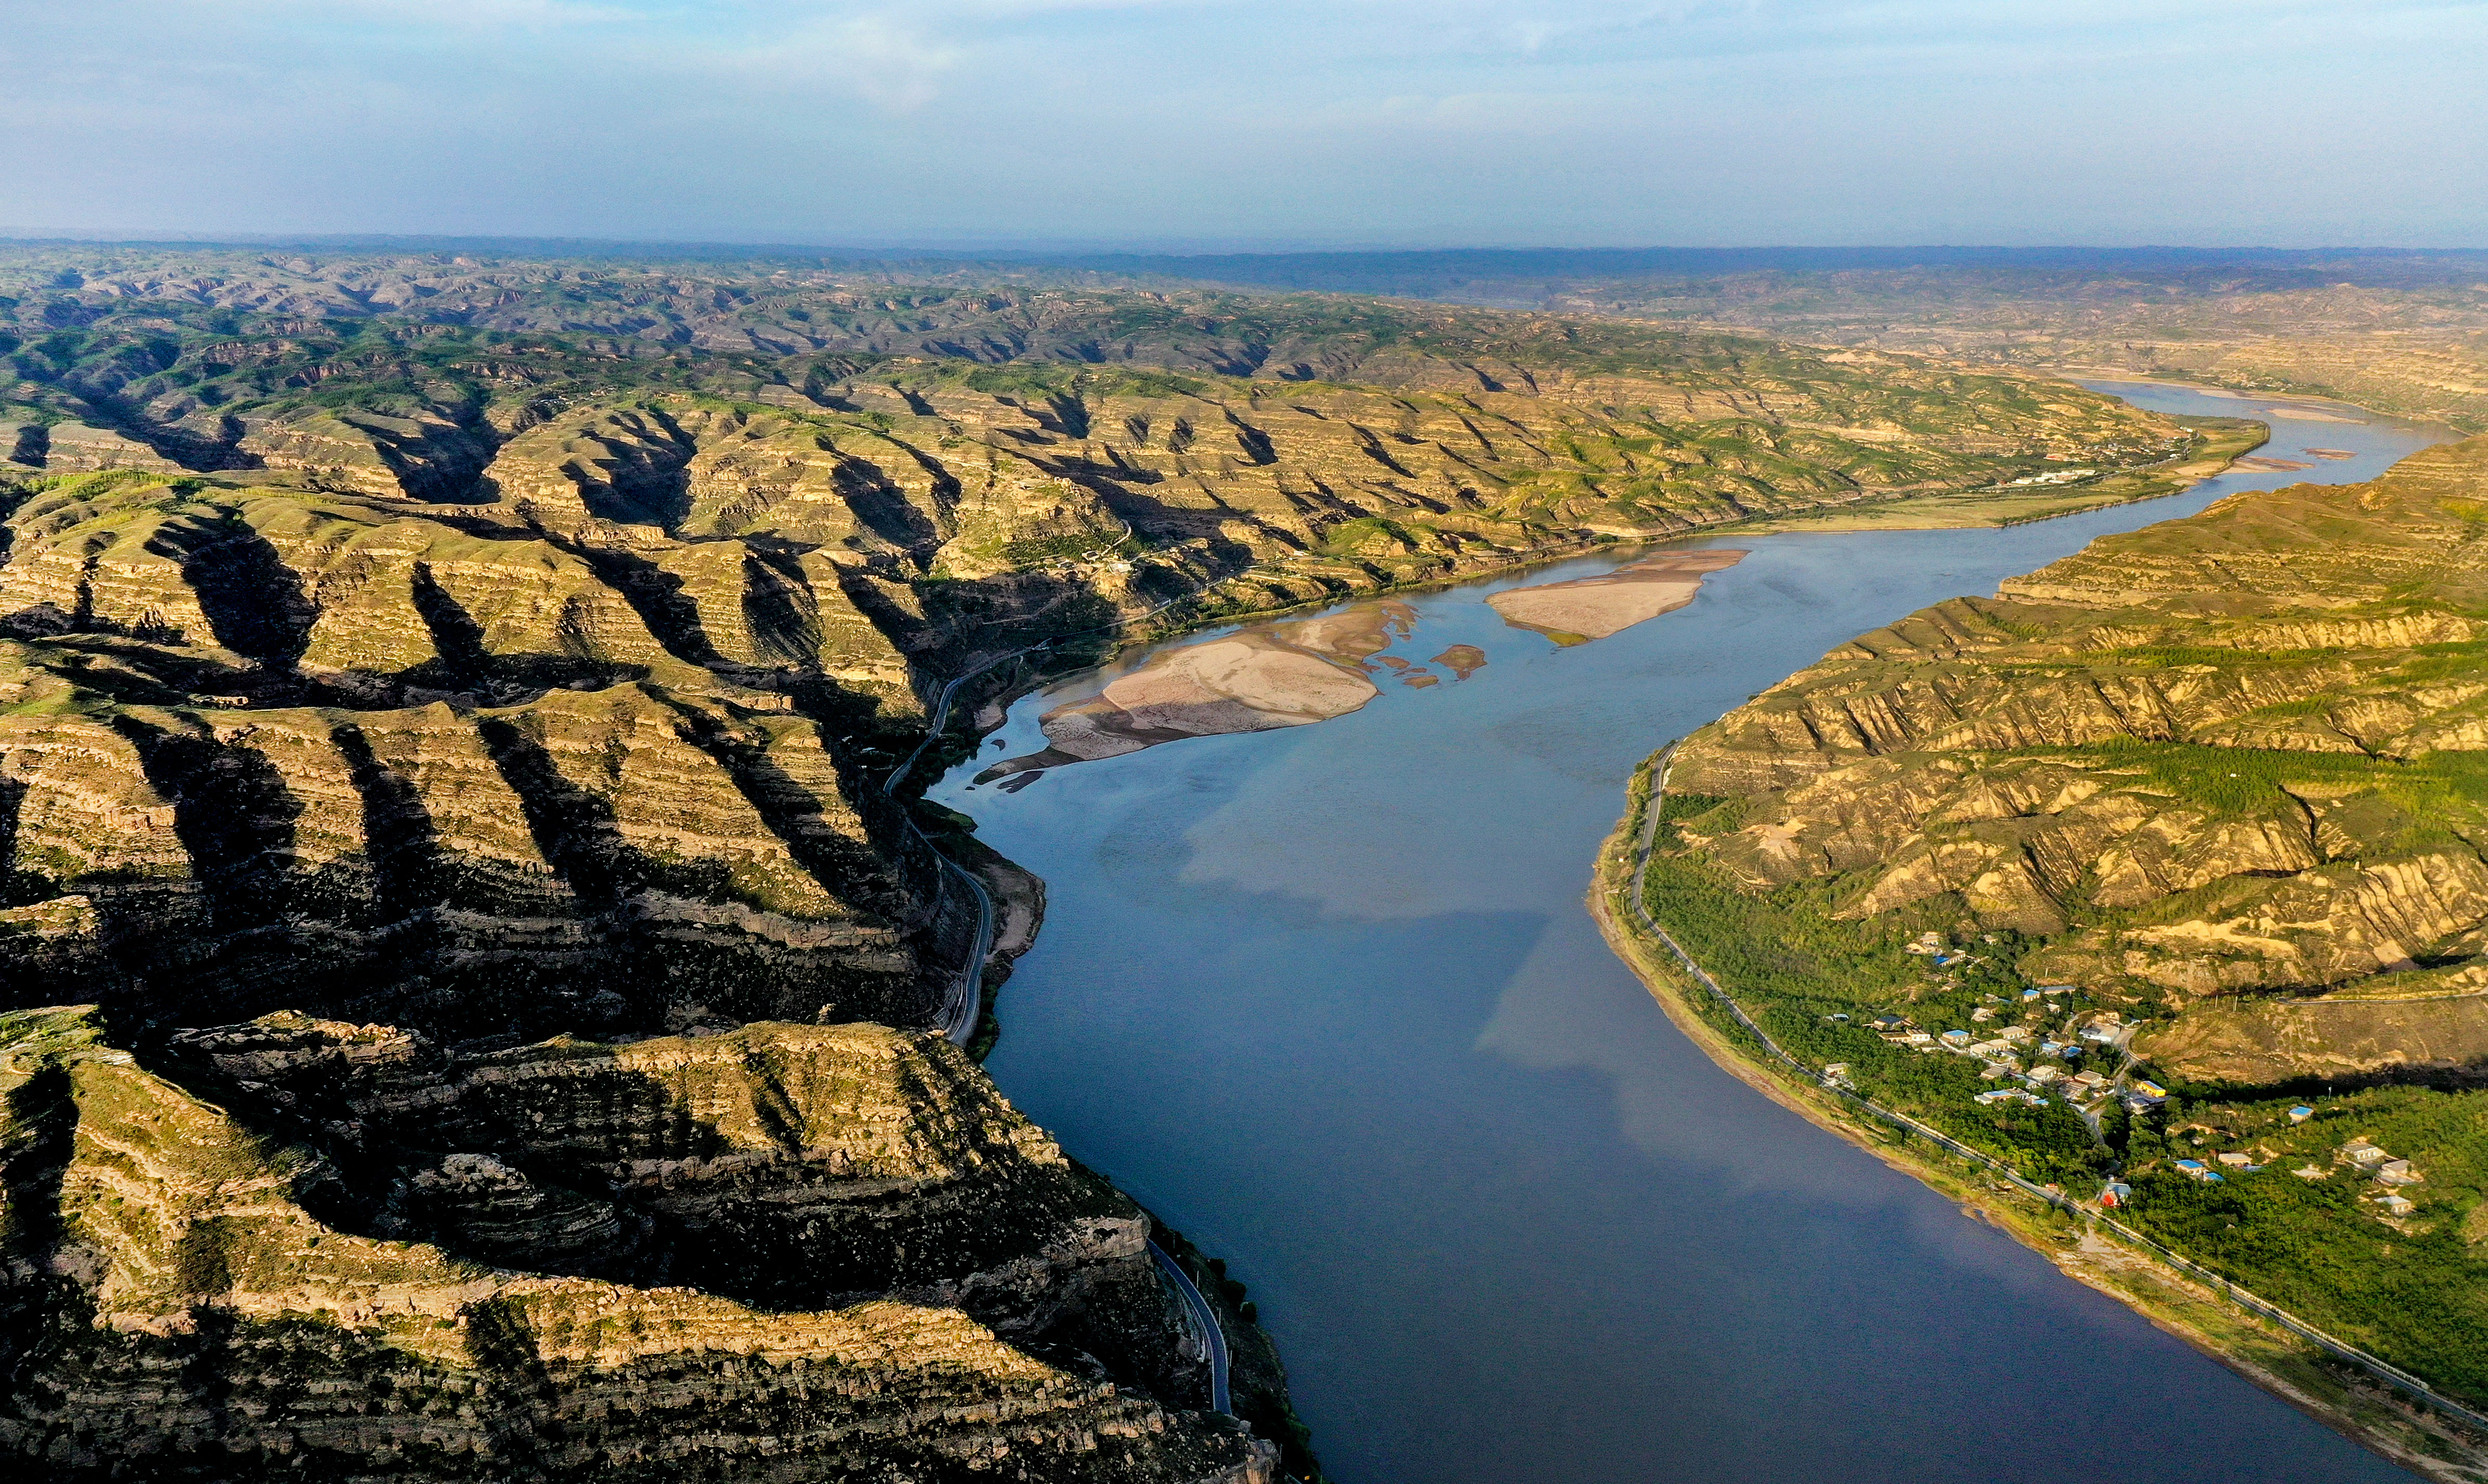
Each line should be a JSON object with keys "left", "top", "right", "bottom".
{"left": 975, "top": 601, "right": 1417, "bottom": 781}
{"left": 1433, "top": 644, "right": 1487, "bottom": 680}
{"left": 1401, "top": 672, "right": 1438, "bottom": 688}
{"left": 1487, "top": 549, "right": 1747, "bottom": 642}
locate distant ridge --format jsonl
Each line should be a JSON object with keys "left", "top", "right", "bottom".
{"left": 3, "top": 234, "right": 2484, "bottom": 286}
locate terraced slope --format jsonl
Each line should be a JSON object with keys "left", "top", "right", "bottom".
{"left": 1642, "top": 436, "right": 2488, "bottom": 1421}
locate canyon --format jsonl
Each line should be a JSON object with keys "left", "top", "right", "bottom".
{"left": 0, "top": 246, "right": 2207, "bottom": 1480}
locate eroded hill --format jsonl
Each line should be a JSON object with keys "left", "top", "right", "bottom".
{"left": 1644, "top": 436, "right": 2488, "bottom": 1417}
{"left": 0, "top": 246, "right": 2210, "bottom": 1480}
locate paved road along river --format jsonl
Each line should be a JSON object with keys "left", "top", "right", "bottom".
{"left": 929, "top": 384, "right": 2451, "bottom": 1484}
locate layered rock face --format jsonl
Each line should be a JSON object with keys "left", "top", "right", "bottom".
{"left": 1671, "top": 436, "right": 2488, "bottom": 1086}
{"left": 164, "top": 1015, "right": 1186, "bottom": 1356}
{"left": 0, "top": 1007, "right": 1271, "bottom": 1482}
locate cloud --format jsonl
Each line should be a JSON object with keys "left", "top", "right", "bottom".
{"left": 700, "top": 11, "right": 962, "bottom": 111}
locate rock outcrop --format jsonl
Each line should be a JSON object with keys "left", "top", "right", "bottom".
{"left": 0, "top": 1006, "right": 1272, "bottom": 1482}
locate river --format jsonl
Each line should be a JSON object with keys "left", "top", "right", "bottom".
{"left": 927, "top": 383, "right": 2452, "bottom": 1483}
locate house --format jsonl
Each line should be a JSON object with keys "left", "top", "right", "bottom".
{"left": 2039, "top": 985, "right": 2078, "bottom": 997}
{"left": 1970, "top": 1006, "right": 1996, "bottom": 1024}
{"left": 2020, "top": 988, "right": 2042, "bottom": 1002}
{"left": 1871, "top": 1014, "right": 1910, "bottom": 1034}
{"left": 2131, "top": 1080, "right": 2167, "bottom": 1100}
{"left": 2026, "top": 1065, "right": 2064, "bottom": 1086}
{"left": 2098, "top": 1181, "right": 2133, "bottom": 1207}
{"left": 1941, "top": 1029, "right": 1973, "bottom": 1049}
{"left": 2375, "top": 1193, "right": 2416, "bottom": 1218}
{"left": 2292, "top": 1165, "right": 2328, "bottom": 1180}
{"left": 2377, "top": 1160, "right": 2423, "bottom": 1186}
{"left": 2173, "top": 1160, "right": 2225, "bottom": 1183}
{"left": 1997, "top": 1025, "right": 2034, "bottom": 1044}
{"left": 2215, "top": 1152, "right": 2255, "bottom": 1168}
{"left": 2342, "top": 1142, "right": 2389, "bottom": 1167}
{"left": 2287, "top": 1105, "right": 2315, "bottom": 1124}
{"left": 1904, "top": 1030, "right": 1936, "bottom": 1048}
{"left": 2038, "top": 1039, "right": 2065, "bottom": 1057}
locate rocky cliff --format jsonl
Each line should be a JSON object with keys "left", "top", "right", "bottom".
{"left": 0, "top": 1006, "right": 1271, "bottom": 1481}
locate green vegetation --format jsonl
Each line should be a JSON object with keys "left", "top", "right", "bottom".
{"left": 1640, "top": 841, "right": 2113, "bottom": 1186}
{"left": 1625, "top": 438, "right": 2488, "bottom": 1421}
{"left": 1640, "top": 776, "right": 2488, "bottom": 1412}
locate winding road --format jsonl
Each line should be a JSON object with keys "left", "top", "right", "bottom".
{"left": 883, "top": 651, "right": 1029, "bottom": 1044}
{"left": 882, "top": 593, "right": 1190, "bottom": 1044}
{"left": 1150, "top": 1242, "right": 1234, "bottom": 1415}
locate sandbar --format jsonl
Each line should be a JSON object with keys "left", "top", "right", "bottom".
{"left": 1487, "top": 549, "right": 1746, "bottom": 642}
{"left": 1433, "top": 644, "right": 1487, "bottom": 680}
{"left": 2232, "top": 456, "right": 2315, "bottom": 472}
{"left": 2260, "top": 405, "right": 2365, "bottom": 423}
{"left": 2303, "top": 447, "right": 2355, "bottom": 460}
{"left": 975, "top": 601, "right": 1419, "bottom": 781}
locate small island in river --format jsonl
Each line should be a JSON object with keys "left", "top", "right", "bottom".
{"left": 1487, "top": 549, "right": 1747, "bottom": 643}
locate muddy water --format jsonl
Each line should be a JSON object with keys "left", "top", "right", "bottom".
{"left": 929, "top": 384, "right": 2451, "bottom": 1483}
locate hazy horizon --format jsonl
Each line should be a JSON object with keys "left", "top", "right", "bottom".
{"left": 5, "top": 2, "right": 2484, "bottom": 250}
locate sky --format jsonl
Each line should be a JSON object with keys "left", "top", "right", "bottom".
{"left": 2, "top": 1, "right": 2484, "bottom": 250}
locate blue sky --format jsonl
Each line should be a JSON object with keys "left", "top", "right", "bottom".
{"left": 3, "top": 1, "right": 2483, "bottom": 248}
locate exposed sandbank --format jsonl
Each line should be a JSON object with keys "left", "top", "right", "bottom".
{"left": 1487, "top": 549, "right": 1747, "bottom": 642}
{"left": 975, "top": 602, "right": 1418, "bottom": 782}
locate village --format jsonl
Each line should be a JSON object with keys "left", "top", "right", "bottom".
{"left": 1839, "top": 932, "right": 2432, "bottom": 1227}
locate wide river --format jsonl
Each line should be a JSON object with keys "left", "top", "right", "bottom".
{"left": 930, "top": 384, "right": 2451, "bottom": 1483}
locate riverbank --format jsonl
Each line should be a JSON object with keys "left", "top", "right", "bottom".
{"left": 912, "top": 401, "right": 2273, "bottom": 828}
{"left": 1590, "top": 755, "right": 2488, "bottom": 1484}
{"left": 1722, "top": 417, "right": 2269, "bottom": 532}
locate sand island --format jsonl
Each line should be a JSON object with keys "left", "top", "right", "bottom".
{"left": 976, "top": 602, "right": 1422, "bottom": 783}
{"left": 1487, "top": 549, "right": 1747, "bottom": 643}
